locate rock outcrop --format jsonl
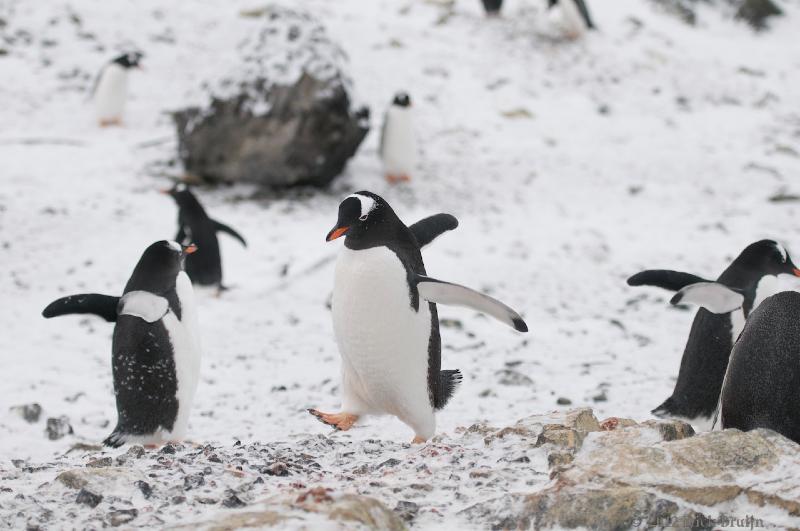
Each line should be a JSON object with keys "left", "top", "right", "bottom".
{"left": 173, "top": 6, "right": 369, "bottom": 188}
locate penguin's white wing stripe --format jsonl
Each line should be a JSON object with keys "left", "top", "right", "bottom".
{"left": 416, "top": 276, "right": 528, "bottom": 332}
{"left": 118, "top": 291, "right": 169, "bottom": 323}
{"left": 670, "top": 282, "right": 744, "bottom": 314}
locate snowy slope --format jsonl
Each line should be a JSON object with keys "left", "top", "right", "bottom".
{"left": 1, "top": 0, "right": 800, "bottom": 527}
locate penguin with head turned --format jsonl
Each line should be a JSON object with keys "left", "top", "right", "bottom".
{"left": 42, "top": 240, "right": 202, "bottom": 447}
{"left": 380, "top": 92, "right": 417, "bottom": 184}
{"left": 308, "top": 191, "right": 528, "bottom": 443}
{"left": 93, "top": 51, "right": 142, "bottom": 127}
{"left": 628, "top": 239, "right": 800, "bottom": 430}
{"left": 547, "top": 0, "right": 595, "bottom": 38}
{"left": 162, "top": 183, "right": 247, "bottom": 290}
{"left": 716, "top": 290, "right": 800, "bottom": 445}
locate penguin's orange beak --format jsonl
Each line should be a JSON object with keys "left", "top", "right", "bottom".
{"left": 793, "top": 268, "right": 800, "bottom": 277}
{"left": 183, "top": 244, "right": 198, "bottom": 254}
{"left": 159, "top": 188, "right": 172, "bottom": 195}
{"left": 326, "top": 226, "right": 349, "bottom": 242}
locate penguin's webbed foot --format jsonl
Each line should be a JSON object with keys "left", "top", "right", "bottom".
{"left": 386, "top": 174, "right": 411, "bottom": 184}
{"left": 307, "top": 409, "right": 358, "bottom": 431}
{"left": 411, "top": 435, "right": 427, "bottom": 444}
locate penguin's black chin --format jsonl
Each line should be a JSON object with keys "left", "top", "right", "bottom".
{"left": 326, "top": 226, "right": 349, "bottom": 242}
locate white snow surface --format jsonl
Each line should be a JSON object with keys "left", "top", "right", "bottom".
{"left": 1, "top": 0, "right": 800, "bottom": 528}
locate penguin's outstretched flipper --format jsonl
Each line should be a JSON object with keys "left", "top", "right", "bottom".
{"left": 574, "top": 0, "right": 595, "bottom": 29}
{"left": 409, "top": 214, "right": 459, "bottom": 248}
{"left": 627, "top": 270, "right": 708, "bottom": 292}
{"left": 213, "top": 220, "right": 247, "bottom": 247}
{"left": 670, "top": 282, "right": 744, "bottom": 314}
{"left": 415, "top": 275, "right": 528, "bottom": 332}
{"left": 42, "top": 294, "right": 120, "bottom": 322}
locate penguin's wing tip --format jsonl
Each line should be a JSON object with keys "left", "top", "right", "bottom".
{"left": 512, "top": 317, "right": 529, "bottom": 333}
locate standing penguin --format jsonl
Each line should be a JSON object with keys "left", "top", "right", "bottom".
{"left": 380, "top": 93, "right": 417, "bottom": 184}
{"left": 308, "top": 192, "right": 528, "bottom": 443}
{"left": 718, "top": 291, "right": 800, "bottom": 445}
{"left": 42, "top": 241, "right": 202, "bottom": 447}
{"left": 627, "top": 240, "right": 800, "bottom": 430}
{"left": 162, "top": 184, "right": 247, "bottom": 289}
{"left": 93, "top": 51, "right": 142, "bottom": 127}
{"left": 547, "top": 0, "right": 595, "bottom": 38}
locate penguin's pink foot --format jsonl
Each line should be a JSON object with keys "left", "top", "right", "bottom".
{"left": 307, "top": 409, "right": 358, "bottom": 431}
{"left": 99, "top": 118, "right": 122, "bottom": 127}
{"left": 386, "top": 173, "right": 411, "bottom": 183}
{"left": 411, "top": 436, "right": 427, "bottom": 444}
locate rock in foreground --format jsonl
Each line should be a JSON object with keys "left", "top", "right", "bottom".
{"left": 173, "top": 6, "right": 369, "bottom": 188}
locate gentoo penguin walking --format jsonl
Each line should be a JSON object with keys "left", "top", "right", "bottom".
{"left": 547, "top": 0, "right": 595, "bottom": 38}
{"left": 42, "top": 241, "right": 201, "bottom": 447}
{"left": 481, "top": 0, "right": 503, "bottom": 16}
{"left": 92, "top": 52, "right": 142, "bottom": 127}
{"left": 717, "top": 291, "right": 800, "bottom": 444}
{"left": 162, "top": 184, "right": 247, "bottom": 289}
{"left": 628, "top": 240, "right": 800, "bottom": 430}
{"left": 380, "top": 93, "right": 417, "bottom": 184}
{"left": 308, "top": 192, "right": 528, "bottom": 443}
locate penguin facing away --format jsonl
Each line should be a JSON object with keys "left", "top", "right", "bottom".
{"left": 627, "top": 240, "right": 800, "bottom": 430}
{"left": 93, "top": 51, "right": 142, "bottom": 127}
{"left": 547, "top": 0, "right": 595, "bottom": 38}
{"left": 162, "top": 184, "right": 247, "bottom": 289}
{"left": 380, "top": 93, "right": 417, "bottom": 184}
{"left": 718, "top": 291, "right": 800, "bottom": 445}
{"left": 309, "top": 192, "right": 528, "bottom": 443}
{"left": 42, "top": 241, "right": 202, "bottom": 447}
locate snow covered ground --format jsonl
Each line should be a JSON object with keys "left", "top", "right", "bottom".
{"left": 1, "top": 0, "right": 800, "bottom": 528}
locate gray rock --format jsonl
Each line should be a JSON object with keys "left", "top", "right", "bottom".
{"left": 44, "top": 416, "right": 73, "bottom": 440}
{"left": 106, "top": 509, "right": 137, "bottom": 527}
{"left": 733, "top": 0, "right": 782, "bottom": 30}
{"left": 173, "top": 6, "right": 369, "bottom": 188}
{"left": 75, "top": 488, "right": 102, "bottom": 508}
{"left": 10, "top": 403, "right": 42, "bottom": 423}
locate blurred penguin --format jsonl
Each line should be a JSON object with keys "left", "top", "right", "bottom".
{"left": 93, "top": 51, "right": 143, "bottom": 127}
{"left": 481, "top": 0, "right": 503, "bottom": 16}
{"left": 547, "top": 0, "right": 595, "bottom": 39}
{"left": 380, "top": 92, "right": 417, "bottom": 184}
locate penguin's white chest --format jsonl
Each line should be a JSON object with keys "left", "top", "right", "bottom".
{"left": 381, "top": 107, "right": 417, "bottom": 177}
{"left": 94, "top": 64, "right": 128, "bottom": 121}
{"left": 164, "top": 271, "right": 201, "bottom": 438}
{"left": 332, "top": 247, "right": 432, "bottom": 417}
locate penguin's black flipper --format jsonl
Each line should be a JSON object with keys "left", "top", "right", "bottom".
{"left": 626, "top": 270, "right": 708, "bottom": 292}
{"left": 213, "top": 220, "right": 247, "bottom": 247}
{"left": 433, "top": 369, "right": 462, "bottom": 410}
{"left": 416, "top": 275, "right": 528, "bottom": 332}
{"left": 574, "top": 0, "right": 595, "bottom": 29}
{"left": 176, "top": 226, "right": 187, "bottom": 246}
{"left": 42, "top": 294, "right": 120, "bottom": 322}
{"left": 409, "top": 214, "right": 459, "bottom": 248}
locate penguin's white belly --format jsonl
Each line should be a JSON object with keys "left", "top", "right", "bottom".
{"left": 381, "top": 109, "right": 417, "bottom": 177}
{"left": 333, "top": 247, "right": 432, "bottom": 421}
{"left": 164, "top": 271, "right": 201, "bottom": 439}
{"left": 94, "top": 64, "right": 128, "bottom": 121}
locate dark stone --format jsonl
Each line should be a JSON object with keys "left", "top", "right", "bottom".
{"left": 106, "top": 509, "right": 137, "bottom": 527}
{"left": 173, "top": 6, "right": 368, "bottom": 188}
{"left": 734, "top": 0, "right": 782, "bottom": 30}
{"left": 184, "top": 474, "right": 205, "bottom": 490}
{"left": 160, "top": 443, "right": 177, "bottom": 454}
{"left": 86, "top": 457, "right": 112, "bottom": 468}
{"left": 394, "top": 501, "right": 419, "bottom": 522}
{"left": 263, "top": 461, "right": 290, "bottom": 476}
{"left": 556, "top": 397, "right": 572, "bottom": 405}
{"left": 648, "top": 0, "right": 698, "bottom": 25}
{"left": 45, "top": 416, "right": 73, "bottom": 440}
{"left": 377, "top": 458, "right": 401, "bottom": 470}
{"left": 222, "top": 493, "right": 246, "bottom": 508}
{"left": 10, "top": 403, "right": 42, "bottom": 423}
{"left": 134, "top": 480, "right": 152, "bottom": 499}
{"left": 75, "top": 488, "right": 102, "bottom": 508}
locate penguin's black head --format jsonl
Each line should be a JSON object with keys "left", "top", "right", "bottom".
{"left": 735, "top": 240, "right": 800, "bottom": 278}
{"left": 124, "top": 240, "right": 197, "bottom": 294}
{"left": 392, "top": 92, "right": 411, "bottom": 108}
{"left": 326, "top": 191, "right": 402, "bottom": 248}
{"left": 161, "top": 183, "right": 199, "bottom": 209}
{"left": 113, "top": 52, "right": 143, "bottom": 69}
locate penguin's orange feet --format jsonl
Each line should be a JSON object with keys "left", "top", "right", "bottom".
{"left": 99, "top": 118, "right": 122, "bottom": 127}
{"left": 411, "top": 436, "right": 427, "bottom": 444}
{"left": 307, "top": 409, "right": 358, "bottom": 431}
{"left": 385, "top": 174, "right": 412, "bottom": 184}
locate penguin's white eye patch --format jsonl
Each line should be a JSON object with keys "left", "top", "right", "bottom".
{"left": 166, "top": 241, "right": 182, "bottom": 252}
{"left": 176, "top": 183, "right": 187, "bottom": 192}
{"left": 775, "top": 243, "right": 787, "bottom": 262}
{"left": 347, "top": 193, "right": 377, "bottom": 219}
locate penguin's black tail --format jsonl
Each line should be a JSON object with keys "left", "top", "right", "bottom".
{"left": 433, "top": 369, "right": 463, "bottom": 410}
{"left": 103, "top": 429, "right": 126, "bottom": 448}
{"left": 42, "top": 293, "right": 119, "bottom": 322}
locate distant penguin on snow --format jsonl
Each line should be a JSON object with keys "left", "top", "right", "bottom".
{"left": 481, "top": 0, "right": 503, "bottom": 16}
{"left": 547, "top": 0, "right": 595, "bottom": 38}
{"left": 380, "top": 93, "right": 417, "bottom": 184}
{"left": 309, "top": 192, "right": 528, "bottom": 443}
{"left": 717, "top": 291, "right": 800, "bottom": 445}
{"left": 628, "top": 240, "right": 800, "bottom": 430}
{"left": 42, "top": 241, "right": 201, "bottom": 447}
{"left": 163, "top": 183, "right": 247, "bottom": 289}
{"left": 93, "top": 51, "right": 142, "bottom": 127}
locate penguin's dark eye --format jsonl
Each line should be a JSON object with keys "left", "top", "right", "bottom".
{"left": 359, "top": 214, "right": 368, "bottom": 221}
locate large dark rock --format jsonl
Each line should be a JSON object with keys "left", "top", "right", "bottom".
{"left": 733, "top": 0, "right": 782, "bottom": 30}
{"left": 173, "top": 6, "right": 369, "bottom": 188}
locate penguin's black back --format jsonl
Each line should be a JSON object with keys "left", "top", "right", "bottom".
{"left": 721, "top": 291, "right": 800, "bottom": 444}
{"left": 174, "top": 191, "right": 223, "bottom": 286}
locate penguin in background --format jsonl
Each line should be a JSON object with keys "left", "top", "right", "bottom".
{"left": 627, "top": 240, "right": 800, "bottom": 430}
{"left": 481, "top": 0, "right": 503, "bottom": 16}
{"left": 162, "top": 183, "right": 247, "bottom": 290}
{"left": 42, "top": 241, "right": 202, "bottom": 447}
{"left": 380, "top": 93, "right": 417, "bottom": 184}
{"left": 716, "top": 291, "right": 800, "bottom": 445}
{"left": 547, "top": 0, "right": 595, "bottom": 38}
{"left": 309, "top": 192, "right": 528, "bottom": 443}
{"left": 92, "top": 51, "right": 143, "bottom": 127}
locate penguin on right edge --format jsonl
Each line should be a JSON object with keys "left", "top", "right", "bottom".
{"left": 716, "top": 291, "right": 800, "bottom": 445}
{"left": 380, "top": 93, "right": 417, "bottom": 184}
{"left": 162, "top": 183, "right": 247, "bottom": 290}
{"left": 627, "top": 240, "right": 800, "bottom": 431}
{"left": 547, "top": 0, "right": 595, "bottom": 38}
